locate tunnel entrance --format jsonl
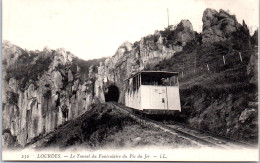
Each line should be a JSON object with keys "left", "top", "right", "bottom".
{"left": 105, "top": 85, "right": 120, "bottom": 102}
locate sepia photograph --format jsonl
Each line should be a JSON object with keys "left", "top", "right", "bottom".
{"left": 2, "top": 0, "right": 259, "bottom": 161}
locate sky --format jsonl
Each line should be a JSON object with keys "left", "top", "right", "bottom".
{"left": 2, "top": 0, "right": 259, "bottom": 60}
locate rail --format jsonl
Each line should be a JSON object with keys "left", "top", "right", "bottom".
{"left": 108, "top": 102, "right": 256, "bottom": 149}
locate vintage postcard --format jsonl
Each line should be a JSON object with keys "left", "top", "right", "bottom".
{"left": 2, "top": 0, "right": 259, "bottom": 161}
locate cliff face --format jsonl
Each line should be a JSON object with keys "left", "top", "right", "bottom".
{"left": 2, "top": 41, "right": 96, "bottom": 147}
{"left": 92, "top": 19, "right": 195, "bottom": 104}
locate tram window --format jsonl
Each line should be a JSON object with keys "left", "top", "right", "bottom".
{"left": 126, "top": 79, "right": 130, "bottom": 92}
{"left": 141, "top": 75, "right": 178, "bottom": 86}
{"left": 131, "top": 75, "right": 141, "bottom": 91}
{"left": 133, "top": 76, "right": 137, "bottom": 91}
{"left": 137, "top": 75, "right": 139, "bottom": 89}
{"left": 161, "top": 78, "right": 169, "bottom": 86}
{"left": 169, "top": 76, "right": 178, "bottom": 86}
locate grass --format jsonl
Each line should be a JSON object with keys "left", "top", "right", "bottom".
{"left": 144, "top": 39, "right": 258, "bottom": 144}
{"left": 31, "top": 103, "right": 198, "bottom": 149}
{"left": 148, "top": 39, "right": 257, "bottom": 101}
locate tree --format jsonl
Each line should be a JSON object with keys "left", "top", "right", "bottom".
{"left": 7, "top": 91, "right": 19, "bottom": 106}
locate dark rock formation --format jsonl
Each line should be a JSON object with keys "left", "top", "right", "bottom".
{"left": 202, "top": 8, "right": 250, "bottom": 46}
{"left": 173, "top": 20, "right": 195, "bottom": 46}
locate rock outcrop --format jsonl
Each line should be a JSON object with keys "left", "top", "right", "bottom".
{"left": 173, "top": 20, "right": 195, "bottom": 46}
{"left": 2, "top": 42, "right": 95, "bottom": 147}
{"left": 91, "top": 19, "right": 196, "bottom": 104}
{"left": 202, "top": 8, "right": 250, "bottom": 45}
{"left": 239, "top": 108, "right": 256, "bottom": 123}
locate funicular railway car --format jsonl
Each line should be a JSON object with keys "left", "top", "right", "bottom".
{"left": 124, "top": 71, "right": 181, "bottom": 114}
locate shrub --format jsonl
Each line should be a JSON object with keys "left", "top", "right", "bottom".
{"left": 71, "top": 57, "right": 106, "bottom": 83}
{"left": 7, "top": 91, "right": 19, "bottom": 106}
{"left": 5, "top": 51, "right": 52, "bottom": 91}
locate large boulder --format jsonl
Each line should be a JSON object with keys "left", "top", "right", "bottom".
{"left": 2, "top": 40, "right": 23, "bottom": 67}
{"left": 239, "top": 108, "right": 256, "bottom": 123}
{"left": 112, "top": 41, "right": 133, "bottom": 64}
{"left": 2, "top": 130, "right": 17, "bottom": 148}
{"left": 202, "top": 8, "right": 241, "bottom": 44}
{"left": 173, "top": 19, "right": 195, "bottom": 46}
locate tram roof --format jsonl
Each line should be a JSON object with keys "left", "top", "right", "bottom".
{"left": 124, "top": 71, "right": 179, "bottom": 81}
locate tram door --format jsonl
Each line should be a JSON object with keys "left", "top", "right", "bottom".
{"left": 150, "top": 87, "right": 168, "bottom": 109}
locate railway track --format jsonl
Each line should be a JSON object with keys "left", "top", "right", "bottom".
{"left": 163, "top": 121, "right": 256, "bottom": 148}
{"left": 108, "top": 102, "right": 256, "bottom": 149}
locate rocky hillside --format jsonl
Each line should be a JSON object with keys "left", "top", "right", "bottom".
{"left": 93, "top": 19, "right": 195, "bottom": 103}
{"left": 148, "top": 9, "right": 258, "bottom": 143}
{"left": 2, "top": 8, "right": 258, "bottom": 148}
{"left": 92, "top": 8, "right": 258, "bottom": 143}
{"left": 2, "top": 41, "right": 105, "bottom": 147}
{"left": 26, "top": 103, "right": 197, "bottom": 149}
